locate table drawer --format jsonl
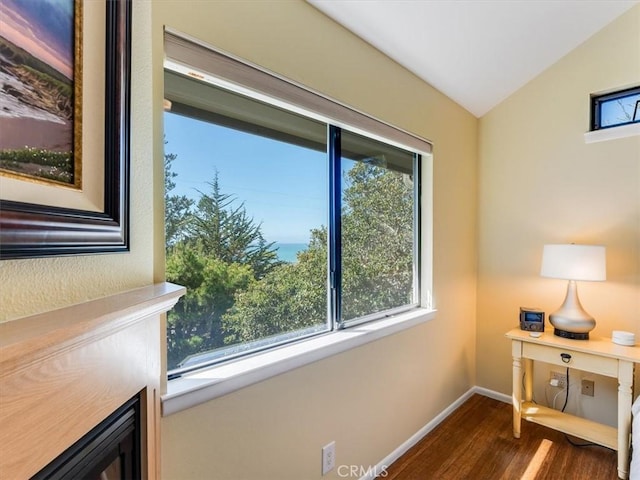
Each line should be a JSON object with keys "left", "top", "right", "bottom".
{"left": 522, "top": 343, "right": 618, "bottom": 378}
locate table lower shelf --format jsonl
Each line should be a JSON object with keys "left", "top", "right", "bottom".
{"left": 521, "top": 401, "right": 618, "bottom": 450}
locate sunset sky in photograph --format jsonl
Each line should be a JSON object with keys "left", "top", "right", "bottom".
{"left": 0, "top": 0, "right": 73, "bottom": 78}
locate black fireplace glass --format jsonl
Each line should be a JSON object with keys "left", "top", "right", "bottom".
{"left": 32, "top": 393, "right": 141, "bottom": 480}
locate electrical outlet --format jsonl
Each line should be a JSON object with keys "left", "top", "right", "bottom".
{"left": 322, "top": 441, "right": 335, "bottom": 475}
{"left": 581, "top": 379, "right": 595, "bottom": 397}
{"left": 550, "top": 371, "right": 567, "bottom": 389}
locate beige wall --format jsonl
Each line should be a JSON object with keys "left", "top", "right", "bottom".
{"left": 0, "top": 1, "right": 156, "bottom": 321}
{"left": 153, "top": 1, "right": 477, "bottom": 479}
{"left": 477, "top": 5, "right": 640, "bottom": 426}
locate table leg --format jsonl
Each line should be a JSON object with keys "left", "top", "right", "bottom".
{"left": 524, "top": 358, "right": 533, "bottom": 402}
{"left": 617, "top": 361, "right": 633, "bottom": 480}
{"left": 512, "top": 340, "right": 523, "bottom": 439}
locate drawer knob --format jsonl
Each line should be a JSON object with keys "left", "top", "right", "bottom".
{"left": 560, "top": 353, "right": 572, "bottom": 363}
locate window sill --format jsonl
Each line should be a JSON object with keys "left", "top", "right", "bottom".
{"left": 584, "top": 122, "right": 640, "bottom": 143}
{"left": 161, "top": 308, "right": 436, "bottom": 416}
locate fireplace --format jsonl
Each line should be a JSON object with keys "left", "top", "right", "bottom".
{"left": 0, "top": 283, "right": 185, "bottom": 479}
{"left": 33, "top": 393, "right": 141, "bottom": 480}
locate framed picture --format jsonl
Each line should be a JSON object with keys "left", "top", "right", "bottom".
{"left": 0, "top": 0, "right": 131, "bottom": 259}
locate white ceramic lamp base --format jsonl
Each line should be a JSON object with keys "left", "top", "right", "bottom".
{"left": 549, "top": 280, "right": 595, "bottom": 340}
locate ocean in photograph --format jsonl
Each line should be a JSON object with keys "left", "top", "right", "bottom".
{"left": 276, "top": 243, "right": 307, "bottom": 263}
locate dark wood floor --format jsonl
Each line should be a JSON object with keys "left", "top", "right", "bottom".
{"left": 384, "top": 394, "right": 618, "bottom": 480}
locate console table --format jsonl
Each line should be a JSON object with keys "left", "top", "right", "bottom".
{"left": 506, "top": 328, "right": 639, "bottom": 479}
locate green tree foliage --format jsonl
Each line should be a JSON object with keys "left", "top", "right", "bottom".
{"left": 166, "top": 243, "right": 254, "bottom": 368}
{"left": 221, "top": 161, "right": 414, "bottom": 341}
{"left": 222, "top": 228, "right": 328, "bottom": 345}
{"left": 341, "top": 162, "right": 414, "bottom": 320}
{"left": 164, "top": 151, "right": 193, "bottom": 247}
{"left": 186, "top": 174, "right": 279, "bottom": 279}
{"left": 164, "top": 156, "right": 280, "bottom": 369}
{"left": 165, "top": 153, "right": 414, "bottom": 368}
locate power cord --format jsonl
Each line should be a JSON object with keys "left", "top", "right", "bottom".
{"left": 561, "top": 366, "right": 569, "bottom": 412}
{"left": 559, "top": 368, "right": 613, "bottom": 451}
{"left": 564, "top": 434, "right": 613, "bottom": 450}
{"left": 548, "top": 367, "right": 570, "bottom": 410}
{"left": 551, "top": 389, "right": 565, "bottom": 410}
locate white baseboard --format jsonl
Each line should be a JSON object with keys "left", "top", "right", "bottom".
{"left": 472, "top": 386, "right": 511, "bottom": 404}
{"left": 360, "top": 386, "right": 509, "bottom": 480}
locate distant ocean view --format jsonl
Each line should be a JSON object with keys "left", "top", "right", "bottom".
{"left": 275, "top": 243, "right": 307, "bottom": 263}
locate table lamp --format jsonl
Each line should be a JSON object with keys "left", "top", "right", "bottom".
{"left": 540, "top": 244, "right": 606, "bottom": 339}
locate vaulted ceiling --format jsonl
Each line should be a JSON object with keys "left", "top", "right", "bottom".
{"left": 307, "top": 0, "right": 639, "bottom": 117}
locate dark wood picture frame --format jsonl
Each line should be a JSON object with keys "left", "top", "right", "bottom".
{"left": 0, "top": 0, "right": 131, "bottom": 260}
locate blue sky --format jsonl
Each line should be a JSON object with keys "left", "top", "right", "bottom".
{"left": 164, "top": 112, "right": 327, "bottom": 243}
{"left": 601, "top": 93, "right": 639, "bottom": 127}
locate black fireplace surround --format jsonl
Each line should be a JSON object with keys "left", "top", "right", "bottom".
{"left": 32, "top": 393, "right": 141, "bottom": 480}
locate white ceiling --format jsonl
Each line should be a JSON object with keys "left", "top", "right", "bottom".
{"left": 307, "top": 0, "right": 639, "bottom": 117}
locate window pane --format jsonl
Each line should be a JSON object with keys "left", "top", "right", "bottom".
{"left": 340, "top": 131, "right": 417, "bottom": 323}
{"left": 599, "top": 92, "right": 640, "bottom": 128}
{"left": 164, "top": 74, "right": 328, "bottom": 371}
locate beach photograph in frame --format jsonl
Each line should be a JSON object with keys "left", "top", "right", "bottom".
{"left": 0, "top": 0, "right": 131, "bottom": 259}
{"left": 0, "top": 0, "right": 82, "bottom": 188}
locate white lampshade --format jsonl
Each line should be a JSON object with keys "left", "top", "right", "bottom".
{"left": 540, "top": 244, "right": 606, "bottom": 282}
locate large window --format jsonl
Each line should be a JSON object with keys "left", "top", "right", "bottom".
{"left": 164, "top": 32, "right": 430, "bottom": 377}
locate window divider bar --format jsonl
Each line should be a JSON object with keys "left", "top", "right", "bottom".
{"left": 328, "top": 126, "right": 342, "bottom": 328}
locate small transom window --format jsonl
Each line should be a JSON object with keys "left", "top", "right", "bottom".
{"left": 590, "top": 86, "right": 640, "bottom": 130}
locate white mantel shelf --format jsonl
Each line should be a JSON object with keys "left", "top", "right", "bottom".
{"left": 0, "top": 282, "right": 185, "bottom": 375}
{"left": 0, "top": 282, "right": 185, "bottom": 480}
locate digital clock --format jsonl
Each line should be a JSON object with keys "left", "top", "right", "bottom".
{"left": 520, "top": 307, "right": 545, "bottom": 332}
